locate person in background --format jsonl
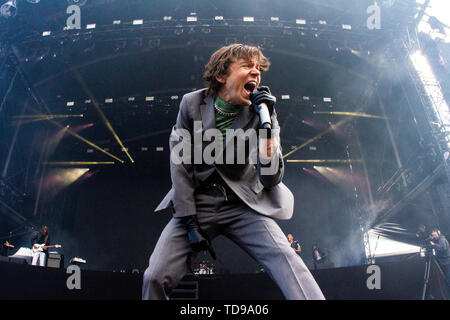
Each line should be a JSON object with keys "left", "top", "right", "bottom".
{"left": 312, "top": 244, "right": 326, "bottom": 270}
{"left": 429, "top": 228, "right": 450, "bottom": 287}
{"left": 416, "top": 224, "right": 428, "bottom": 243}
{"left": 287, "top": 233, "right": 301, "bottom": 255}
{"left": 31, "top": 225, "right": 50, "bottom": 267}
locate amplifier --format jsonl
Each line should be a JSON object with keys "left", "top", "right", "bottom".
{"left": 47, "top": 254, "right": 64, "bottom": 269}
{"left": 48, "top": 253, "right": 62, "bottom": 259}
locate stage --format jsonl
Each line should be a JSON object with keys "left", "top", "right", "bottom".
{"left": 0, "top": 255, "right": 447, "bottom": 300}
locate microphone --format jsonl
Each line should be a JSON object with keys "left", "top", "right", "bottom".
{"left": 253, "top": 102, "right": 272, "bottom": 132}
{"left": 250, "top": 86, "right": 276, "bottom": 136}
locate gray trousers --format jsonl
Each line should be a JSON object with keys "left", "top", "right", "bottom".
{"left": 143, "top": 191, "right": 325, "bottom": 300}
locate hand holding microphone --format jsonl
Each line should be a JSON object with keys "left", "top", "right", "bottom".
{"left": 250, "top": 86, "right": 278, "bottom": 159}
{"left": 250, "top": 86, "right": 276, "bottom": 132}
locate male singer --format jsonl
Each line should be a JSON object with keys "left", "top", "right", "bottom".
{"left": 142, "top": 44, "right": 324, "bottom": 300}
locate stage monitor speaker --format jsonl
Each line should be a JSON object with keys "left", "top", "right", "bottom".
{"left": 47, "top": 255, "right": 64, "bottom": 269}
{"left": 9, "top": 257, "right": 27, "bottom": 264}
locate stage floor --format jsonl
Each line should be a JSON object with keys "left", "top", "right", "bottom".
{"left": 0, "top": 255, "right": 447, "bottom": 300}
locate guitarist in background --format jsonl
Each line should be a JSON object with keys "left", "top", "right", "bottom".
{"left": 31, "top": 225, "right": 50, "bottom": 266}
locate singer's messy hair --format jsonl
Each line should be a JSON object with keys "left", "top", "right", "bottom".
{"left": 203, "top": 44, "right": 270, "bottom": 96}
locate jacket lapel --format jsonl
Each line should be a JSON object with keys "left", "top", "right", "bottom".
{"left": 200, "top": 94, "right": 216, "bottom": 132}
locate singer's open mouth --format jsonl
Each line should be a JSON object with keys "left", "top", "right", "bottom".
{"left": 244, "top": 81, "right": 257, "bottom": 93}
{"left": 243, "top": 81, "right": 257, "bottom": 97}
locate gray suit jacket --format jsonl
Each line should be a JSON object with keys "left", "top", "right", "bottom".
{"left": 155, "top": 88, "right": 294, "bottom": 220}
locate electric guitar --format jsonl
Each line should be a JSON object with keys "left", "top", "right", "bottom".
{"left": 32, "top": 243, "right": 61, "bottom": 253}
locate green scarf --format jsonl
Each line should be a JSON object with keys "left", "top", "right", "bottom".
{"left": 214, "top": 96, "right": 240, "bottom": 138}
